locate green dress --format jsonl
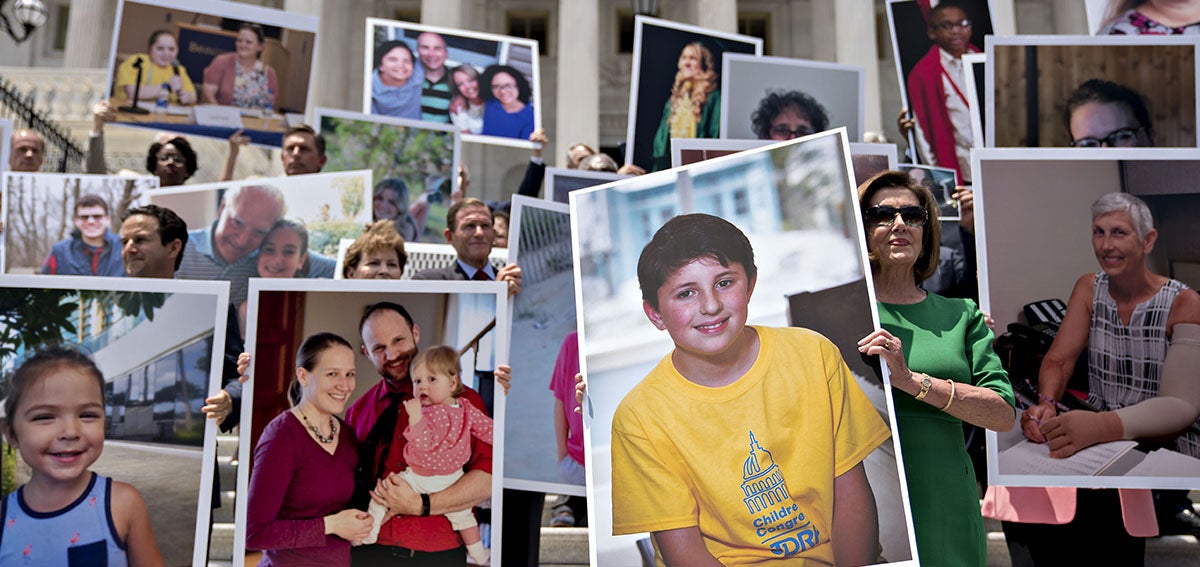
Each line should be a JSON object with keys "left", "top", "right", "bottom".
{"left": 878, "top": 293, "right": 1016, "bottom": 567}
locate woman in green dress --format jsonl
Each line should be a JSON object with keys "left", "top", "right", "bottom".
{"left": 856, "top": 171, "right": 1017, "bottom": 566}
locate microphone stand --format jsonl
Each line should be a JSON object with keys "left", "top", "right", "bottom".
{"left": 118, "top": 56, "right": 150, "bottom": 115}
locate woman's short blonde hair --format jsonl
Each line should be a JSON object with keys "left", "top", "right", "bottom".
{"left": 343, "top": 220, "right": 408, "bottom": 278}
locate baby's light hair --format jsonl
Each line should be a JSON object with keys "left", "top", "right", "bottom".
{"left": 411, "top": 345, "right": 464, "bottom": 397}
{"left": 3, "top": 345, "right": 105, "bottom": 442}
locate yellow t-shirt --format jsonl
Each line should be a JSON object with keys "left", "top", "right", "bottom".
{"left": 611, "top": 326, "right": 891, "bottom": 565}
{"left": 113, "top": 53, "right": 196, "bottom": 104}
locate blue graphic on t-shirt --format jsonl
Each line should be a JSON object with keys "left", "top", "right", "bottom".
{"left": 741, "top": 431, "right": 819, "bottom": 557}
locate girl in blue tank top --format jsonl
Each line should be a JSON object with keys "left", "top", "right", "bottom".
{"left": 0, "top": 346, "right": 162, "bottom": 566}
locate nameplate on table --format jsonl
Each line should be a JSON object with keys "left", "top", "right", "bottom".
{"left": 193, "top": 105, "right": 245, "bottom": 129}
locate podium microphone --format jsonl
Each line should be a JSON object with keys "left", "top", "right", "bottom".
{"left": 118, "top": 56, "right": 150, "bottom": 115}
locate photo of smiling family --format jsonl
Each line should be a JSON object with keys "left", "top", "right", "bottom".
{"left": 235, "top": 279, "right": 508, "bottom": 566}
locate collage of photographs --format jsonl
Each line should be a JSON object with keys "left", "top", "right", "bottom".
{"left": 2, "top": 0, "right": 1200, "bottom": 566}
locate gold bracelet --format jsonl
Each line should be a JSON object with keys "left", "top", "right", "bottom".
{"left": 941, "top": 380, "right": 956, "bottom": 412}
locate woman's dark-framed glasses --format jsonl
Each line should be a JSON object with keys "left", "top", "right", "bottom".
{"left": 1069, "top": 127, "right": 1143, "bottom": 148}
{"left": 864, "top": 205, "right": 928, "bottom": 228}
{"left": 769, "top": 125, "right": 816, "bottom": 139}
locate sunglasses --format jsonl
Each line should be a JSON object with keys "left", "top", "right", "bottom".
{"left": 864, "top": 205, "right": 928, "bottom": 228}
{"left": 157, "top": 153, "right": 186, "bottom": 164}
{"left": 1069, "top": 127, "right": 1143, "bottom": 148}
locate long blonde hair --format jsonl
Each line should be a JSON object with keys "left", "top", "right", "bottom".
{"left": 668, "top": 42, "right": 718, "bottom": 122}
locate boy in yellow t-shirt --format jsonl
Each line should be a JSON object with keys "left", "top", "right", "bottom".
{"left": 611, "top": 213, "right": 891, "bottom": 565}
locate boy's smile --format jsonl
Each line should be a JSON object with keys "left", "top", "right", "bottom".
{"left": 644, "top": 257, "right": 758, "bottom": 384}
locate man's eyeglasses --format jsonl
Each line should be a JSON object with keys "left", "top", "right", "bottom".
{"left": 769, "top": 125, "right": 816, "bottom": 139}
{"left": 157, "top": 153, "right": 186, "bottom": 164}
{"left": 933, "top": 19, "right": 971, "bottom": 31}
{"left": 1069, "top": 127, "right": 1143, "bottom": 148}
{"left": 864, "top": 205, "right": 928, "bottom": 228}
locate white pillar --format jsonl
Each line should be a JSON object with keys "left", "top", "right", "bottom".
{"left": 833, "top": 0, "right": 882, "bottom": 135}
{"left": 556, "top": 0, "right": 600, "bottom": 164}
{"left": 63, "top": 0, "right": 116, "bottom": 68}
{"left": 422, "top": 0, "right": 465, "bottom": 28}
{"left": 693, "top": 0, "right": 737, "bottom": 34}
{"left": 1053, "top": 0, "right": 1089, "bottom": 34}
{"left": 990, "top": 0, "right": 1018, "bottom": 35}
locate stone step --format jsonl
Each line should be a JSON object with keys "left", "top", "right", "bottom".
{"left": 215, "top": 434, "right": 239, "bottom": 459}
{"left": 217, "top": 455, "right": 238, "bottom": 492}
{"left": 538, "top": 526, "right": 589, "bottom": 565}
{"left": 209, "top": 522, "right": 235, "bottom": 563}
{"left": 985, "top": 517, "right": 1200, "bottom": 567}
{"left": 212, "top": 490, "right": 237, "bottom": 523}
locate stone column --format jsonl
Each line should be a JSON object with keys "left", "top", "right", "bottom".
{"left": 990, "top": 0, "right": 1019, "bottom": 35}
{"left": 833, "top": 0, "right": 882, "bottom": 135}
{"left": 64, "top": 0, "right": 117, "bottom": 69}
{"left": 693, "top": 0, "right": 737, "bottom": 34}
{"left": 422, "top": 0, "right": 464, "bottom": 28}
{"left": 556, "top": 0, "right": 599, "bottom": 164}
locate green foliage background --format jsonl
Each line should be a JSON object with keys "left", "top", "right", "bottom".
{"left": 320, "top": 115, "right": 456, "bottom": 241}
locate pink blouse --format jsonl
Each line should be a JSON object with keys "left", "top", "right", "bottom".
{"left": 402, "top": 401, "right": 494, "bottom": 477}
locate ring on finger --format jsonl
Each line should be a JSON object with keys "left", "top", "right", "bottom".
{"left": 883, "top": 338, "right": 892, "bottom": 351}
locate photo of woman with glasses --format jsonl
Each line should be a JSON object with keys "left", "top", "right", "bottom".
{"left": 750, "top": 90, "right": 830, "bottom": 141}
{"left": 479, "top": 64, "right": 535, "bottom": 139}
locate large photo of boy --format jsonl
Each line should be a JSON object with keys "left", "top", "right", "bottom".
{"left": 363, "top": 18, "right": 542, "bottom": 149}
{"left": 107, "top": 0, "right": 319, "bottom": 147}
{"left": 0, "top": 276, "right": 228, "bottom": 567}
{"left": 572, "top": 130, "right": 917, "bottom": 565}
{"left": 235, "top": 279, "right": 508, "bottom": 566}
{"left": 625, "top": 16, "right": 762, "bottom": 173}
{"left": 315, "top": 108, "right": 460, "bottom": 244}
{"left": 2, "top": 173, "right": 156, "bottom": 276}
{"left": 887, "top": 0, "right": 995, "bottom": 183}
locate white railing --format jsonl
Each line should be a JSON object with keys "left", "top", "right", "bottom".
{"left": 0, "top": 66, "right": 108, "bottom": 125}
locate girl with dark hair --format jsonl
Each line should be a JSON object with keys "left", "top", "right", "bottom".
{"left": 246, "top": 332, "right": 371, "bottom": 566}
{"left": 480, "top": 65, "right": 535, "bottom": 139}
{"left": 202, "top": 23, "right": 279, "bottom": 109}
{"left": 370, "top": 40, "right": 424, "bottom": 119}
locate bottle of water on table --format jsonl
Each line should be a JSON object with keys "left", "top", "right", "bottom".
{"left": 155, "top": 83, "right": 169, "bottom": 115}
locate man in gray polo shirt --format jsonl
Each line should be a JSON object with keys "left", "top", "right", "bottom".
{"left": 176, "top": 184, "right": 285, "bottom": 305}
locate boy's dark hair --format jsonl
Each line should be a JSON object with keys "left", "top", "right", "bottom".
{"left": 123, "top": 204, "right": 190, "bottom": 270}
{"left": 928, "top": 0, "right": 967, "bottom": 21}
{"left": 146, "top": 136, "right": 199, "bottom": 177}
{"left": 411, "top": 345, "right": 465, "bottom": 397}
{"left": 75, "top": 193, "right": 110, "bottom": 216}
{"left": 284, "top": 124, "right": 327, "bottom": 156}
{"left": 637, "top": 214, "right": 757, "bottom": 310}
{"left": 1063, "top": 79, "right": 1154, "bottom": 143}
{"left": 3, "top": 345, "right": 105, "bottom": 442}
{"left": 359, "top": 301, "right": 416, "bottom": 335}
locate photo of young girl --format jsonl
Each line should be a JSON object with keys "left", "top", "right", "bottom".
{"left": 363, "top": 345, "right": 494, "bottom": 565}
{"left": 0, "top": 346, "right": 163, "bottom": 566}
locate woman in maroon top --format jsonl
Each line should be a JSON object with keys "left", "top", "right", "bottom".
{"left": 246, "top": 333, "right": 372, "bottom": 566}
